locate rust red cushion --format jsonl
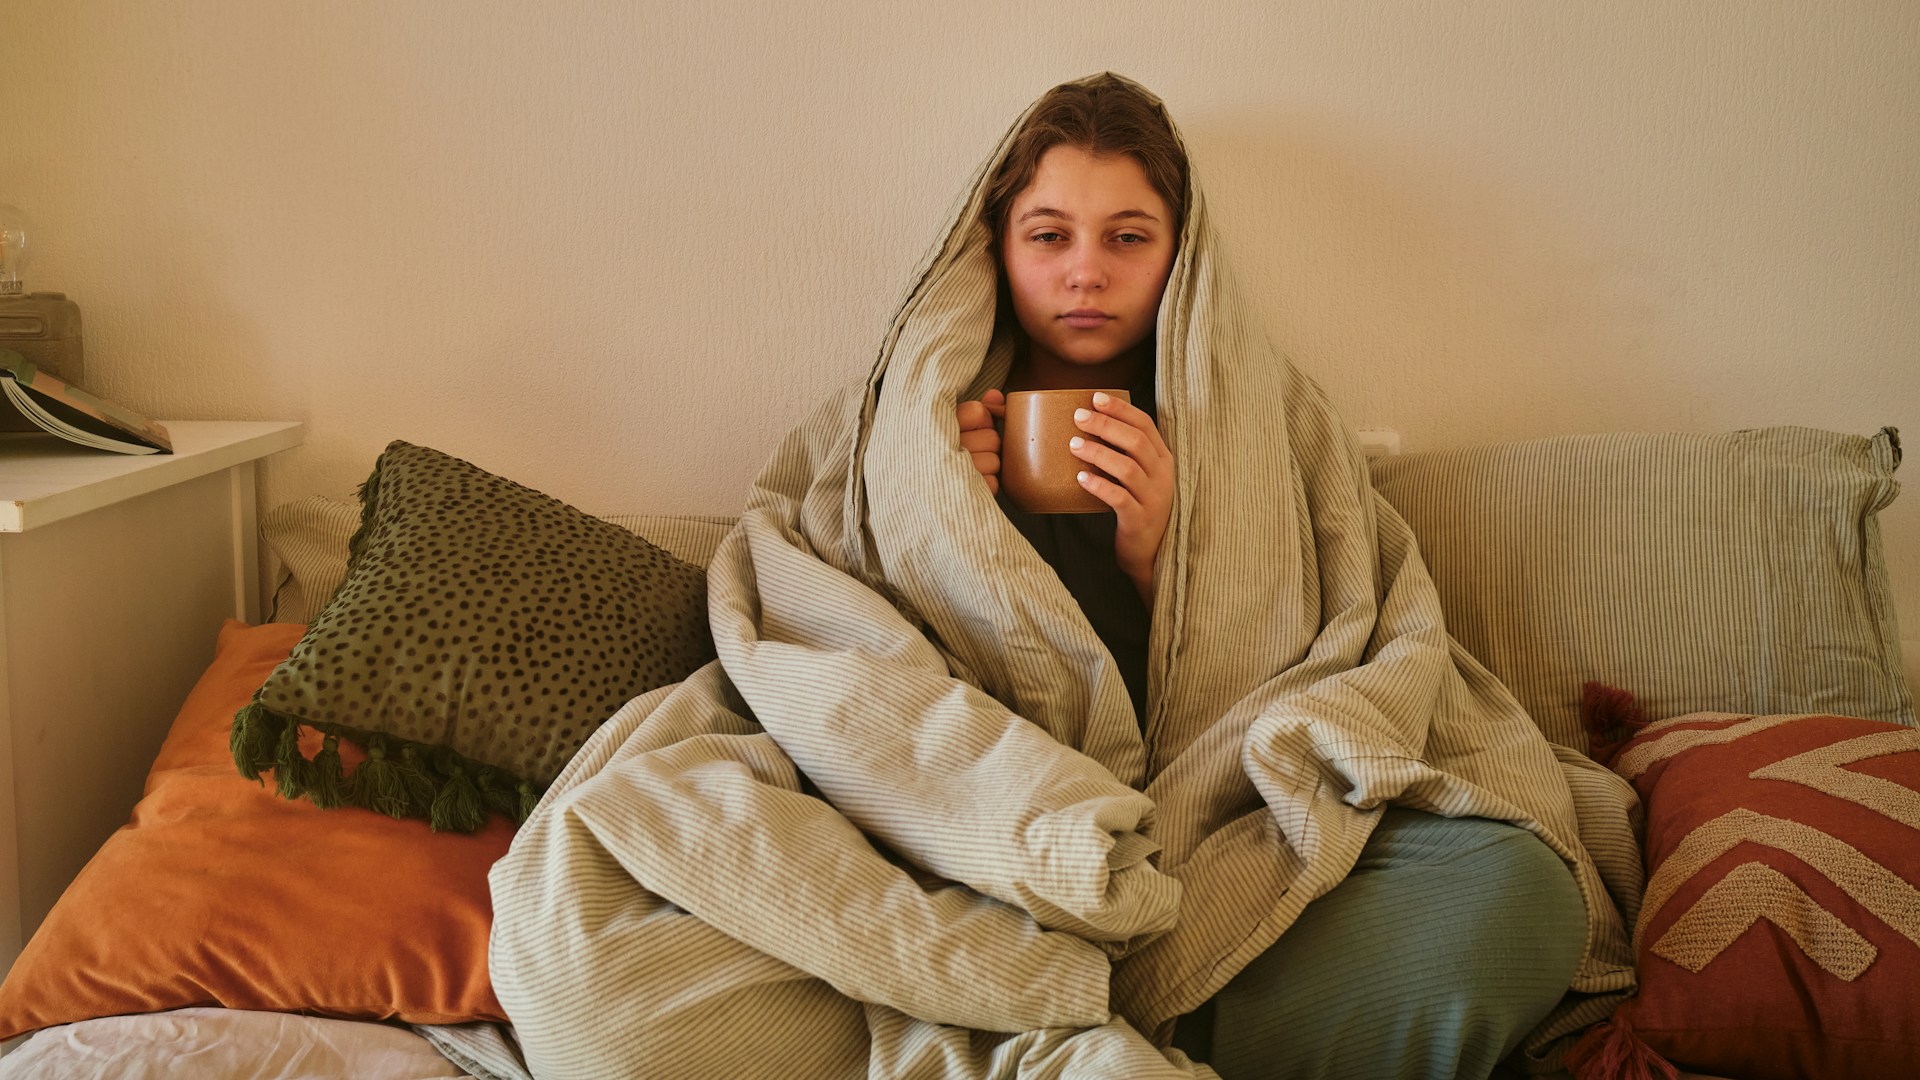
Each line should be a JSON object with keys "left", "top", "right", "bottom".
{"left": 0, "top": 621, "right": 512, "bottom": 1040}
{"left": 1602, "top": 711, "right": 1920, "bottom": 1079}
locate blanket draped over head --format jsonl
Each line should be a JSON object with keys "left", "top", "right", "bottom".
{"left": 489, "top": 73, "right": 1638, "bottom": 1080}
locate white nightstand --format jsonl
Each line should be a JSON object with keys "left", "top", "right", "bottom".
{"left": 0, "top": 420, "right": 303, "bottom": 975}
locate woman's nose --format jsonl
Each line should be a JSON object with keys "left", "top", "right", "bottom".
{"left": 1066, "top": 245, "right": 1107, "bottom": 291}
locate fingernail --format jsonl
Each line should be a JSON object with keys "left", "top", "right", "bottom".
{"left": 1069, "top": 436, "right": 1084, "bottom": 450}
{"left": 1077, "top": 470, "right": 1090, "bottom": 484}
{"left": 1074, "top": 408, "right": 1091, "bottom": 422}
{"left": 1092, "top": 392, "right": 1110, "bottom": 407}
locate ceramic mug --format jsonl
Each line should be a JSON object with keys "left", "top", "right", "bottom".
{"left": 1000, "top": 388, "right": 1130, "bottom": 514}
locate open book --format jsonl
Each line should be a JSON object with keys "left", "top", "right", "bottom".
{"left": 0, "top": 349, "right": 172, "bottom": 455}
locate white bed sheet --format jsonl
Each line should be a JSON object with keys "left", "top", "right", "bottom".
{"left": 0, "top": 1009, "right": 1743, "bottom": 1079}
{"left": 0, "top": 1008, "right": 471, "bottom": 1080}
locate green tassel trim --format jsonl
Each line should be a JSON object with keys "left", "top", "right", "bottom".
{"left": 428, "top": 747, "right": 488, "bottom": 834}
{"left": 273, "top": 719, "right": 312, "bottom": 800}
{"left": 344, "top": 449, "right": 391, "bottom": 570}
{"left": 349, "top": 734, "right": 411, "bottom": 819}
{"left": 474, "top": 765, "right": 520, "bottom": 820}
{"left": 305, "top": 734, "right": 348, "bottom": 809}
{"left": 226, "top": 698, "right": 546, "bottom": 832}
{"left": 229, "top": 700, "right": 285, "bottom": 782}
{"left": 395, "top": 745, "right": 440, "bottom": 818}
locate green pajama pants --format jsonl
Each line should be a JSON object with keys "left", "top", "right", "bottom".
{"left": 1170, "top": 808, "right": 1586, "bottom": 1080}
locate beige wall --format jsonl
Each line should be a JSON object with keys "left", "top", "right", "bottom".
{"left": 3, "top": 1, "right": 1916, "bottom": 670}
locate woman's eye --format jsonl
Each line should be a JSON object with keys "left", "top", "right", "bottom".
{"left": 1031, "top": 231, "right": 1065, "bottom": 244}
{"left": 1115, "top": 232, "right": 1148, "bottom": 245}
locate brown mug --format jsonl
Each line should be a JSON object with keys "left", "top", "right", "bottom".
{"left": 1000, "top": 388, "right": 1129, "bottom": 514}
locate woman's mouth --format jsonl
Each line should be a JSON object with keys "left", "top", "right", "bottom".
{"left": 1061, "top": 309, "right": 1114, "bottom": 329}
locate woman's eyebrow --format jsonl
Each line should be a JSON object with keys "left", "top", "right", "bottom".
{"left": 1016, "top": 207, "right": 1070, "bottom": 223}
{"left": 1016, "top": 207, "right": 1163, "bottom": 224}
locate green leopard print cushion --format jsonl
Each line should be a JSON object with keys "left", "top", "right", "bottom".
{"left": 231, "top": 440, "right": 716, "bottom": 831}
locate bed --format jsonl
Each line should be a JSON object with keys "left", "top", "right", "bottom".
{"left": 0, "top": 423, "right": 1910, "bottom": 1080}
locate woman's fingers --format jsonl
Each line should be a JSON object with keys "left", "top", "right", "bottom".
{"left": 983, "top": 387, "right": 1007, "bottom": 419}
{"left": 960, "top": 427, "right": 999, "bottom": 454}
{"left": 1073, "top": 402, "right": 1166, "bottom": 469}
{"left": 957, "top": 399, "right": 996, "bottom": 432}
{"left": 1090, "top": 391, "right": 1153, "bottom": 432}
{"left": 1069, "top": 436, "right": 1146, "bottom": 492}
{"left": 958, "top": 391, "right": 1008, "bottom": 432}
{"left": 957, "top": 399, "right": 1002, "bottom": 490}
{"left": 1075, "top": 469, "right": 1137, "bottom": 513}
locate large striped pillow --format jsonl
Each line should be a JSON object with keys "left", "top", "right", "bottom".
{"left": 1370, "top": 426, "right": 1910, "bottom": 750}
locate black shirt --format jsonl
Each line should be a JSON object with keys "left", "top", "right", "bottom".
{"left": 996, "top": 368, "right": 1158, "bottom": 727}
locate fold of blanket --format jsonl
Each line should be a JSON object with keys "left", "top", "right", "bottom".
{"left": 489, "top": 73, "right": 1638, "bottom": 1079}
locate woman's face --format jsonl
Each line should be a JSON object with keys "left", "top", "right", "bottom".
{"left": 1000, "top": 145, "right": 1176, "bottom": 375}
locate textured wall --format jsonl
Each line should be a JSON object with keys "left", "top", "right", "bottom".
{"left": 3, "top": 1, "right": 1915, "bottom": 668}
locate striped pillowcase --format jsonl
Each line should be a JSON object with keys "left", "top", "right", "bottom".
{"left": 269, "top": 424, "right": 1910, "bottom": 757}
{"left": 1370, "top": 425, "right": 1911, "bottom": 750}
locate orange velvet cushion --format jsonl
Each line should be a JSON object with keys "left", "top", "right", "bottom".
{"left": 1589, "top": 711, "right": 1920, "bottom": 1080}
{"left": 0, "top": 621, "right": 512, "bottom": 1040}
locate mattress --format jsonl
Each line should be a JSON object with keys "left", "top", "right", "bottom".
{"left": 0, "top": 1006, "right": 1750, "bottom": 1079}
{"left": 0, "top": 1008, "right": 472, "bottom": 1080}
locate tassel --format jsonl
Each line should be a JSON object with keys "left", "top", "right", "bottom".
{"left": 1582, "top": 681, "right": 1650, "bottom": 767}
{"left": 474, "top": 765, "right": 520, "bottom": 819}
{"left": 273, "top": 717, "right": 311, "bottom": 800}
{"left": 349, "top": 735, "right": 411, "bottom": 819}
{"left": 1565, "top": 1013, "right": 1679, "bottom": 1080}
{"left": 516, "top": 781, "right": 540, "bottom": 825}
{"left": 305, "top": 734, "right": 348, "bottom": 809}
{"left": 345, "top": 453, "right": 388, "bottom": 566}
{"left": 429, "top": 747, "right": 488, "bottom": 833}
{"left": 396, "top": 745, "right": 440, "bottom": 817}
{"left": 230, "top": 701, "right": 283, "bottom": 782}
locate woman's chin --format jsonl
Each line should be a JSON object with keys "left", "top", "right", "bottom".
{"left": 1052, "top": 344, "right": 1133, "bottom": 369}
{"left": 1017, "top": 332, "right": 1151, "bottom": 380}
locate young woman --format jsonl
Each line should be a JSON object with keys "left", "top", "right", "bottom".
{"left": 957, "top": 76, "right": 1587, "bottom": 1080}
{"left": 957, "top": 126, "right": 1178, "bottom": 721}
{"left": 492, "top": 73, "right": 1615, "bottom": 1080}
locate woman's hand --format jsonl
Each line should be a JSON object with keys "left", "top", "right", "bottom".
{"left": 1071, "top": 392, "right": 1174, "bottom": 605}
{"left": 956, "top": 389, "right": 1006, "bottom": 494}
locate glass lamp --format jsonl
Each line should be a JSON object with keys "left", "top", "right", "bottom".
{"left": 0, "top": 204, "right": 27, "bottom": 297}
{"left": 0, "top": 205, "right": 85, "bottom": 394}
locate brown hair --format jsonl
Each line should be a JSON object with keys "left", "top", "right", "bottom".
{"left": 981, "top": 74, "right": 1189, "bottom": 251}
